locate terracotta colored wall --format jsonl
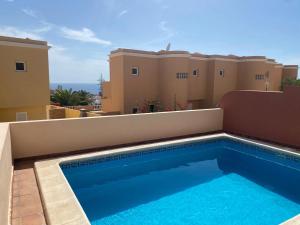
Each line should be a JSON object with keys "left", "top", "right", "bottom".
{"left": 212, "top": 60, "right": 238, "bottom": 106}
{"left": 159, "top": 57, "right": 189, "bottom": 110}
{"left": 204, "top": 61, "right": 216, "bottom": 107}
{"left": 0, "top": 44, "right": 50, "bottom": 108}
{"left": 110, "top": 56, "right": 124, "bottom": 113}
{"left": 282, "top": 67, "right": 298, "bottom": 79}
{"left": 0, "top": 105, "right": 47, "bottom": 122}
{"left": 102, "top": 81, "right": 111, "bottom": 98}
{"left": 0, "top": 37, "right": 50, "bottom": 122}
{"left": 219, "top": 87, "right": 300, "bottom": 148}
{"left": 65, "top": 108, "right": 81, "bottom": 118}
{"left": 188, "top": 59, "right": 207, "bottom": 101}
{"left": 48, "top": 106, "right": 99, "bottom": 119}
{"left": 47, "top": 106, "right": 65, "bottom": 119}
{"left": 10, "top": 109, "right": 223, "bottom": 159}
{"left": 104, "top": 50, "right": 297, "bottom": 114}
{"left": 237, "top": 61, "right": 283, "bottom": 91}
{"left": 123, "top": 56, "right": 159, "bottom": 113}
{"left": 0, "top": 123, "right": 13, "bottom": 225}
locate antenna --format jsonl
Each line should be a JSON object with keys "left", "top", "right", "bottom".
{"left": 166, "top": 43, "right": 171, "bottom": 51}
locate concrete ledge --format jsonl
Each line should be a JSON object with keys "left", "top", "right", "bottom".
{"left": 0, "top": 123, "right": 13, "bottom": 225}
{"left": 281, "top": 215, "right": 300, "bottom": 225}
{"left": 11, "top": 109, "right": 223, "bottom": 159}
{"left": 35, "top": 160, "right": 90, "bottom": 225}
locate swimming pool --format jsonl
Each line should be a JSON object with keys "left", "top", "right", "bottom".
{"left": 61, "top": 137, "right": 300, "bottom": 225}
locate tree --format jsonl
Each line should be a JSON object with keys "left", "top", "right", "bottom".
{"left": 281, "top": 77, "right": 300, "bottom": 91}
{"left": 51, "top": 86, "right": 93, "bottom": 106}
{"left": 74, "top": 90, "right": 93, "bottom": 105}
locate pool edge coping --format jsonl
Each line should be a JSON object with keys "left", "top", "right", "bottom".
{"left": 34, "top": 133, "right": 300, "bottom": 225}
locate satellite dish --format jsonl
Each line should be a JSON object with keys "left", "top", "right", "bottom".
{"left": 166, "top": 43, "right": 171, "bottom": 51}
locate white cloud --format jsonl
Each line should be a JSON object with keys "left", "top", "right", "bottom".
{"left": 34, "top": 21, "right": 53, "bottom": 33}
{"left": 49, "top": 47, "right": 109, "bottom": 83}
{"left": 159, "top": 21, "right": 173, "bottom": 36}
{"left": 0, "top": 24, "right": 110, "bottom": 82}
{"left": 34, "top": 25, "right": 52, "bottom": 33}
{"left": 22, "top": 8, "right": 37, "bottom": 18}
{"left": 60, "top": 27, "right": 111, "bottom": 45}
{"left": 48, "top": 43, "right": 66, "bottom": 52}
{"left": 0, "top": 24, "right": 52, "bottom": 40}
{"left": 144, "top": 21, "right": 175, "bottom": 47}
{"left": 0, "top": 26, "right": 42, "bottom": 40}
{"left": 159, "top": 21, "right": 175, "bottom": 40}
{"left": 118, "top": 10, "right": 128, "bottom": 17}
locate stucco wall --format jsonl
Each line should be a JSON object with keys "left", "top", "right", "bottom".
{"left": 0, "top": 45, "right": 50, "bottom": 108}
{"left": 219, "top": 87, "right": 300, "bottom": 148}
{"left": 65, "top": 108, "right": 81, "bottom": 118}
{"left": 123, "top": 56, "right": 159, "bottom": 113}
{"left": 237, "top": 61, "right": 283, "bottom": 92}
{"left": 0, "top": 123, "right": 13, "bottom": 225}
{"left": 108, "top": 56, "right": 124, "bottom": 113}
{"left": 103, "top": 50, "right": 297, "bottom": 115}
{"left": 282, "top": 67, "right": 298, "bottom": 79}
{"left": 101, "top": 82, "right": 113, "bottom": 112}
{"left": 48, "top": 106, "right": 95, "bottom": 119}
{"left": 0, "top": 105, "right": 47, "bottom": 122}
{"left": 159, "top": 57, "right": 189, "bottom": 110}
{"left": 102, "top": 82, "right": 111, "bottom": 98}
{"left": 10, "top": 109, "right": 223, "bottom": 159}
{"left": 188, "top": 59, "right": 207, "bottom": 101}
{"left": 47, "top": 106, "right": 65, "bottom": 119}
{"left": 212, "top": 60, "right": 238, "bottom": 106}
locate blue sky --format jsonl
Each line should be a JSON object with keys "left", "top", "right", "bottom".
{"left": 1, "top": 0, "right": 299, "bottom": 83}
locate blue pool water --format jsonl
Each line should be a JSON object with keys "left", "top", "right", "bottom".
{"left": 61, "top": 138, "right": 300, "bottom": 225}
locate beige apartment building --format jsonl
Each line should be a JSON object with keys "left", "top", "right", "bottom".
{"left": 102, "top": 49, "right": 298, "bottom": 114}
{"left": 0, "top": 36, "right": 50, "bottom": 122}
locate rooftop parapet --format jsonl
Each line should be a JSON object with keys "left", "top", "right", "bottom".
{"left": 283, "top": 65, "right": 298, "bottom": 69}
{"left": 110, "top": 48, "right": 286, "bottom": 65}
{"left": 0, "top": 35, "right": 49, "bottom": 48}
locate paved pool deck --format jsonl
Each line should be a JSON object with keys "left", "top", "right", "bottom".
{"left": 12, "top": 160, "right": 46, "bottom": 225}
{"left": 10, "top": 133, "right": 300, "bottom": 225}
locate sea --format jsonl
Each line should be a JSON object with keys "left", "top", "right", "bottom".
{"left": 50, "top": 83, "right": 100, "bottom": 95}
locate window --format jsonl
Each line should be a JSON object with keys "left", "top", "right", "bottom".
{"left": 219, "top": 69, "right": 224, "bottom": 77}
{"left": 255, "top": 74, "right": 265, "bottom": 80}
{"left": 16, "top": 61, "right": 26, "bottom": 72}
{"left": 176, "top": 72, "right": 188, "bottom": 79}
{"left": 16, "top": 112, "right": 27, "bottom": 121}
{"left": 131, "top": 67, "right": 139, "bottom": 76}
{"left": 132, "top": 107, "right": 138, "bottom": 114}
{"left": 192, "top": 69, "right": 199, "bottom": 76}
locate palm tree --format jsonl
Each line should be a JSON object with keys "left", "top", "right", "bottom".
{"left": 51, "top": 86, "right": 94, "bottom": 106}
{"left": 51, "top": 85, "right": 79, "bottom": 106}
{"left": 74, "top": 90, "right": 93, "bottom": 105}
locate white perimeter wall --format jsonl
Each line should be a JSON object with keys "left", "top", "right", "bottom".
{"left": 0, "top": 123, "right": 13, "bottom": 225}
{"left": 10, "top": 109, "right": 223, "bottom": 159}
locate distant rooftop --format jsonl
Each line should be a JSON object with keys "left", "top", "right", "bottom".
{"left": 111, "top": 48, "right": 298, "bottom": 68}
{"left": 0, "top": 35, "right": 48, "bottom": 46}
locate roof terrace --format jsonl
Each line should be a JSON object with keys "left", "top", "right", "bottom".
{"left": 0, "top": 87, "right": 300, "bottom": 225}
